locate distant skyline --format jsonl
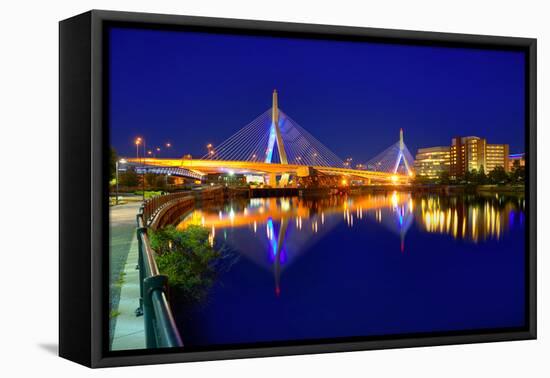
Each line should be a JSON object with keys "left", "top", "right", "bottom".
{"left": 109, "top": 27, "right": 526, "bottom": 161}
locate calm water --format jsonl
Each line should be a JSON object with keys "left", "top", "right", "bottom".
{"left": 173, "top": 192, "right": 526, "bottom": 347}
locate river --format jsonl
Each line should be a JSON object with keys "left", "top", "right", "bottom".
{"left": 171, "top": 191, "right": 526, "bottom": 348}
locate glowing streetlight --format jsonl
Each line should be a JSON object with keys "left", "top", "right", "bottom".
{"left": 133, "top": 136, "right": 146, "bottom": 200}
{"left": 135, "top": 137, "right": 142, "bottom": 159}
{"left": 135, "top": 137, "right": 146, "bottom": 161}
{"left": 206, "top": 143, "right": 215, "bottom": 157}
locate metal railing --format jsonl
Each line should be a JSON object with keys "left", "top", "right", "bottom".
{"left": 135, "top": 186, "right": 224, "bottom": 348}
{"left": 136, "top": 208, "right": 183, "bottom": 349}
{"left": 142, "top": 191, "right": 194, "bottom": 225}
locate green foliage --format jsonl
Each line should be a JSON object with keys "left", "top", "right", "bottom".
{"left": 438, "top": 171, "right": 450, "bottom": 185}
{"left": 119, "top": 168, "right": 139, "bottom": 187}
{"left": 510, "top": 160, "right": 525, "bottom": 184}
{"left": 114, "top": 271, "right": 126, "bottom": 287}
{"left": 151, "top": 225, "right": 224, "bottom": 302}
{"left": 465, "top": 165, "right": 515, "bottom": 185}
{"left": 412, "top": 163, "right": 525, "bottom": 187}
{"left": 477, "top": 165, "right": 487, "bottom": 185}
{"left": 488, "top": 166, "right": 508, "bottom": 184}
{"left": 464, "top": 168, "right": 477, "bottom": 184}
{"left": 144, "top": 172, "right": 157, "bottom": 186}
{"left": 133, "top": 190, "right": 163, "bottom": 198}
{"left": 109, "top": 309, "right": 121, "bottom": 319}
{"left": 155, "top": 175, "right": 168, "bottom": 190}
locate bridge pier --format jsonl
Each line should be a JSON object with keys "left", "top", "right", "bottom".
{"left": 267, "top": 174, "right": 277, "bottom": 187}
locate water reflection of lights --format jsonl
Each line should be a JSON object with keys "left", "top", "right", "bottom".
{"left": 312, "top": 220, "right": 319, "bottom": 233}
{"left": 176, "top": 193, "right": 524, "bottom": 250}
{"left": 172, "top": 193, "right": 524, "bottom": 298}
{"left": 208, "top": 225, "right": 215, "bottom": 247}
{"left": 280, "top": 198, "right": 291, "bottom": 212}
{"left": 419, "top": 195, "right": 520, "bottom": 242}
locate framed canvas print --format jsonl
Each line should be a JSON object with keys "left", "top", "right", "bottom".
{"left": 59, "top": 10, "right": 536, "bottom": 368}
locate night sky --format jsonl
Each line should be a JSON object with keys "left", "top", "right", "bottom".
{"left": 109, "top": 27, "right": 526, "bottom": 161}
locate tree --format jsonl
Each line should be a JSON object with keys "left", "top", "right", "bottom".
{"left": 465, "top": 168, "right": 477, "bottom": 184}
{"left": 413, "top": 175, "right": 431, "bottom": 185}
{"left": 438, "top": 171, "right": 450, "bottom": 185}
{"left": 477, "top": 165, "right": 487, "bottom": 185}
{"left": 145, "top": 172, "right": 157, "bottom": 187}
{"left": 119, "top": 168, "right": 139, "bottom": 187}
{"left": 110, "top": 147, "right": 118, "bottom": 181}
{"left": 509, "top": 159, "right": 525, "bottom": 184}
{"left": 155, "top": 175, "right": 167, "bottom": 190}
{"left": 488, "top": 166, "right": 508, "bottom": 184}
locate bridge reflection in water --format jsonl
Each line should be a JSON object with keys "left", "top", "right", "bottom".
{"left": 175, "top": 192, "right": 525, "bottom": 296}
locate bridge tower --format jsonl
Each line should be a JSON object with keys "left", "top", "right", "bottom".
{"left": 272, "top": 90, "right": 288, "bottom": 164}
{"left": 266, "top": 90, "right": 290, "bottom": 186}
{"left": 394, "top": 128, "right": 412, "bottom": 175}
{"left": 266, "top": 90, "right": 288, "bottom": 165}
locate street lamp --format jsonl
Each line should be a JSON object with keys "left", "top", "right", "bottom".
{"left": 206, "top": 143, "right": 214, "bottom": 157}
{"left": 135, "top": 137, "right": 142, "bottom": 159}
{"left": 115, "top": 158, "right": 127, "bottom": 205}
{"left": 134, "top": 137, "right": 146, "bottom": 201}
{"left": 156, "top": 147, "right": 161, "bottom": 157}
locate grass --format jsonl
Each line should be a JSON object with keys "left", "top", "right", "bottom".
{"left": 110, "top": 309, "right": 121, "bottom": 319}
{"left": 114, "top": 271, "right": 126, "bottom": 288}
{"left": 133, "top": 190, "right": 164, "bottom": 199}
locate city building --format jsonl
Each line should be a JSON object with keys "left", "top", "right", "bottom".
{"left": 449, "top": 136, "right": 509, "bottom": 179}
{"left": 508, "top": 153, "right": 525, "bottom": 171}
{"left": 486, "top": 143, "right": 509, "bottom": 173}
{"left": 414, "top": 146, "right": 450, "bottom": 180}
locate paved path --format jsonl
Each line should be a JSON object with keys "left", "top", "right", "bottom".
{"left": 109, "top": 202, "right": 146, "bottom": 351}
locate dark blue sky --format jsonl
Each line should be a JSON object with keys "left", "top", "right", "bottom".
{"left": 109, "top": 27, "right": 526, "bottom": 160}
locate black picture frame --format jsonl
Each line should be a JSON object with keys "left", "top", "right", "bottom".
{"left": 59, "top": 9, "right": 537, "bottom": 368}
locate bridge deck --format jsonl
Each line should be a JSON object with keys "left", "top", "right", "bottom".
{"left": 126, "top": 158, "right": 410, "bottom": 182}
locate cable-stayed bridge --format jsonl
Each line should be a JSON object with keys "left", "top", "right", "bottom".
{"left": 127, "top": 90, "right": 415, "bottom": 186}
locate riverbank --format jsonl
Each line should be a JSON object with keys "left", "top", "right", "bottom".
{"left": 348, "top": 184, "right": 525, "bottom": 196}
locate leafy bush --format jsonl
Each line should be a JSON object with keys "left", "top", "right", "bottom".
{"left": 133, "top": 190, "right": 164, "bottom": 198}
{"left": 150, "top": 225, "right": 234, "bottom": 302}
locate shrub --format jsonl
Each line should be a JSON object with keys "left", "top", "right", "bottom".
{"left": 150, "top": 225, "right": 234, "bottom": 302}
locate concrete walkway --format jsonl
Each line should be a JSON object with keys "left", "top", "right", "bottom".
{"left": 109, "top": 202, "right": 146, "bottom": 351}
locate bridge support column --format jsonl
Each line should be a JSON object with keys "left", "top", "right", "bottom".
{"left": 279, "top": 173, "right": 290, "bottom": 187}
{"left": 267, "top": 174, "right": 277, "bottom": 187}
